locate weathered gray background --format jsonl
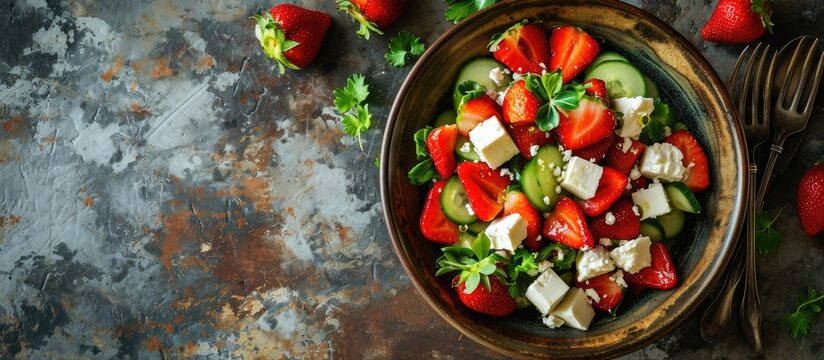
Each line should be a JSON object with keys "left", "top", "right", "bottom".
{"left": 1, "top": 0, "right": 823, "bottom": 358}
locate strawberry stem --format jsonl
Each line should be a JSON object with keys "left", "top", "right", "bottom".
{"left": 337, "top": 1, "right": 383, "bottom": 40}
{"left": 251, "top": 13, "right": 300, "bottom": 74}
{"left": 750, "top": 0, "right": 774, "bottom": 34}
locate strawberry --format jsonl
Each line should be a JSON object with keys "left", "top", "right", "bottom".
{"left": 454, "top": 275, "right": 516, "bottom": 317}
{"left": 542, "top": 197, "right": 595, "bottom": 249}
{"left": 604, "top": 136, "right": 646, "bottom": 175}
{"left": 624, "top": 242, "right": 678, "bottom": 290}
{"left": 457, "top": 162, "right": 511, "bottom": 222}
{"left": 252, "top": 5, "right": 331, "bottom": 73}
{"left": 489, "top": 21, "right": 551, "bottom": 75}
{"left": 508, "top": 124, "right": 553, "bottom": 160}
{"left": 571, "top": 134, "right": 613, "bottom": 162}
{"left": 420, "top": 181, "right": 460, "bottom": 245}
{"left": 556, "top": 97, "right": 616, "bottom": 151}
{"left": 628, "top": 176, "right": 650, "bottom": 194}
{"left": 458, "top": 96, "right": 502, "bottom": 137}
{"left": 701, "top": 0, "right": 773, "bottom": 45}
{"left": 548, "top": 26, "right": 601, "bottom": 83}
{"left": 583, "top": 78, "right": 609, "bottom": 103}
{"left": 504, "top": 189, "right": 544, "bottom": 251}
{"left": 589, "top": 199, "right": 640, "bottom": 240}
{"left": 797, "top": 163, "right": 824, "bottom": 237}
{"left": 576, "top": 271, "right": 625, "bottom": 313}
{"left": 337, "top": 0, "right": 406, "bottom": 39}
{"left": 502, "top": 80, "right": 542, "bottom": 126}
{"left": 664, "top": 130, "right": 710, "bottom": 192}
{"left": 580, "top": 166, "right": 628, "bottom": 217}
{"left": 426, "top": 125, "right": 458, "bottom": 179}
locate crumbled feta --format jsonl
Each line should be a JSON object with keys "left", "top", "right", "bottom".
{"left": 639, "top": 143, "right": 687, "bottom": 182}
{"left": 663, "top": 125, "right": 672, "bottom": 137}
{"left": 543, "top": 196, "right": 551, "bottom": 205}
{"left": 469, "top": 116, "right": 520, "bottom": 169}
{"left": 609, "top": 269, "right": 628, "bottom": 288}
{"left": 542, "top": 314, "right": 565, "bottom": 329}
{"left": 529, "top": 144, "right": 540, "bottom": 157}
{"left": 576, "top": 246, "right": 615, "bottom": 282}
{"left": 621, "top": 136, "right": 633, "bottom": 153}
{"left": 459, "top": 141, "right": 471, "bottom": 153}
{"left": 599, "top": 238, "right": 613, "bottom": 247}
{"left": 465, "top": 203, "right": 475, "bottom": 216}
{"left": 629, "top": 165, "right": 642, "bottom": 180}
{"left": 485, "top": 88, "right": 498, "bottom": 99}
{"left": 612, "top": 97, "right": 655, "bottom": 139}
{"left": 584, "top": 288, "right": 602, "bottom": 303}
{"left": 489, "top": 67, "right": 505, "bottom": 86}
{"left": 553, "top": 166, "right": 562, "bottom": 177}
{"left": 495, "top": 90, "right": 506, "bottom": 106}
{"left": 560, "top": 157, "right": 603, "bottom": 200}
{"left": 555, "top": 185, "right": 562, "bottom": 194}
{"left": 526, "top": 268, "right": 570, "bottom": 315}
{"left": 604, "top": 212, "right": 616, "bottom": 225}
{"left": 609, "top": 237, "right": 652, "bottom": 274}
{"left": 632, "top": 205, "right": 640, "bottom": 216}
{"left": 562, "top": 149, "right": 573, "bottom": 162}
{"left": 500, "top": 168, "right": 515, "bottom": 180}
{"left": 538, "top": 260, "right": 554, "bottom": 272}
{"left": 486, "top": 214, "right": 528, "bottom": 253}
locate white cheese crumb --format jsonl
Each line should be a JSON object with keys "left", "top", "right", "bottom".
{"left": 465, "top": 203, "right": 475, "bottom": 216}
{"left": 610, "top": 270, "right": 628, "bottom": 288}
{"left": 584, "top": 288, "right": 602, "bottom": 303}
{"left": 562, "top": 150, "right": 573, "bottom": 162}
{"left": 543, "top": 196, "right": 551, "bottom": 205}
{"left": 553, "top": 167, "right": 562, "bottom": 177}
{"left": 663, "top": 125, "right": 672, "bottom": 137}
{"left": 459, "top": 141, "right": 471, "bottom": 153}
{"left": 621, "top": 137, "right": 633, "bottom": 153}
{"left": 489, "top": 67, "right": 505, "bottom": 86}
{"left": 599, "top": 238, "right": 612, "bottom": 247}
{"left": 604, "top": 212, "right": 616, "bottom": 225}
{"left": 538, "top": 260, "right": 554, "bottom": 272}
{"left": 555, "top": 185, "right": 561, "bottom": 194}
{"left": 500, "top": 168, "right": 515, "bottom": 180}
{"left": 629, "top": 165, "right": 642, "bottom": 180}
{"left": 632, "top": 205, "right": 640, "bottom": 216}
{"left": 529, "top": 144, "right": 540, "bottom": 157}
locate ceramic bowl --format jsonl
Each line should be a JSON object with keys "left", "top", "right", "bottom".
{"left": 380, "top": 0, "right": 746, "bottom": 357}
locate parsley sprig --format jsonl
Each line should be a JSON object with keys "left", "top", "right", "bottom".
{"left": 523, "top": 70, "right": 589, "bottom": 131}
{"left": 638, "top": 99, "right": 686, "bottom": 144}
{"left": 444, "top": 0, "right": 498, "bottom": 23}
{"left": 385, "top": 31, "right": 425, "bottom": 67}
{"left": 333, "top": 74, "right": 373, "bottom": 150}
{"left": 407, "top": 126, "right": 436, "bottom": 185}
{"left": 755, "top": 209, "right": 783, "bottom": 255}
{"left": 783, "top": 287, "right": 824, "bottom": 338}
{"left": 435, "top": 233, "right": 507, "bottom": 294}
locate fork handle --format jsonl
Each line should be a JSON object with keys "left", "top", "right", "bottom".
{"left": 740, "top": 165, "right": 763, "bottom": 352}
{"left": 755, "top": 143, "right": 783, "bottom": 208}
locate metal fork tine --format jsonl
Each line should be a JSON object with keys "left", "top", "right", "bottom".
{"left": 729, "top": 45, "right": 753, "bottom": 90}
{"left": 802, "top": 50, "right": 824, "bottom": 115}
{"left": 763, "top": 51, "right": 778, "bottom": 127}
{"left": 789, "top": 38, "right": 821, "bottom": 111}
{"left": 776, "top": 38, "right": 807, "bottom": 105}
{"left": 751, "top": 45, "right": 771, "bottom": 125}
{"left": 741, "top": 43, "right": 764, "bottom": 122}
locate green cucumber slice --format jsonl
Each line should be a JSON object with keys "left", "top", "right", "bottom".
{"left": 440, "top": 176, "right": 477, "bottom": 225}
{"left": 433, "top": 110, "right": 457, "bottom": 127}
{"left": 466, "top": 220, "right": 489, "bottom": 235}
{"left": 584, "top": 60, "right": 647, "bottom": 99}
{"left": 644, "top": 75, "right": 660, "bottom": 98}
{"left": 658, "top": 208, "right": 686, "bottom": 239}
{"left": 521, "top": 145, "right": 564, "bottom": 212}
{"left": 454, "top": 135, "right": 481, "bottom": 162}
{"left": 457, "top": 232, "right": 476, "bottom": 249}
{"left": 664, "top": 182, "right": 701, "bottom": 214}
{"left": 640, "top": 218, "right": 666, "bottom": 242}
{"left": 521, "top": 161, "right": 549, "bottom": 212}
{"left": 590, "top": 51, "right": 629, "bottom": 68}
{"left": 452, "top": 57, "right": 511, "bottom": 111}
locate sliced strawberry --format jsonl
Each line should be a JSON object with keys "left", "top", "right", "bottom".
{"left": 583, "top": 78, "right": 609, "bottom": 103}
{"left": 556, "top": 97, "right": 616, "bottom": 151}
{"left": 548, "top": 26, "right": 600, "bottom": 83}
{"left": 426, "top": 124, "right": 458, "bottom": 179}
{"left": 542, "top": 197, "right": 595, "bottom": 249}
{"left": 576, "top": 271, "right": 625, "bottom": 313}
{"left": 420, "top": 181, "right": 460, "bottom": 245}
{"left": 629, "top": 176, "right": 649, "bottom": 193}
{"left": 571, "top": 134, "right": 612, "bottom": 162}
{"left": 664, "top": 130, "right": 710, "bottom": 192}
{"left": 508, "top": 124, "right": 553, "bottom": 160}
{"left": 580, "top": 166, "right": 628, "bottom": 217}
{"left": 502, "top": 80, "right": 542, "bottom": 126}
{"left": 589, "top": 199, "right": 640, "bottom": 240}
{"left": 489, "top": 22, "right": 550, "bottom": 75}
{"left": 624, "top": 242, "right": 678, "bottom": 290}
{"left": 458, "top": 96, "right": 502, "bottom": 137}
{"left": 604, "top": 136, "right": 646, "bottom": 175}
{"left": 457, "top": 162, "right": 511, "bottom": 221}
{"left": 454, "top": 275, "right": 516, "bottom": 317}
{"left": 504, "top": 189, "right": 543, "bottom": 251}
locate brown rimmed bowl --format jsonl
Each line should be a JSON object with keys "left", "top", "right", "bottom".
{"left": 380, "top": 0, "right": 746, "bottom": 358}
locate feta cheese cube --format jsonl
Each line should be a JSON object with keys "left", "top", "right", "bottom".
{"left": 576, "top": 246, "right": 615, "bottom": 282}
{"left": 609, "top": 236, "right": 652, "bottom": 274}
{"left": 560, "top": 156, "right": 603, "bottom": 200}
{"left": 485, "top": 214, "right": 528, "bottom": 253}
{"left": 469, "top": 116, "right": 519, "bottom": 169}
{"left": 489, "top": 67, "right": 505, "bottom": 86}
{"left": 551, "top": 288, "right": 596, "bottom": 331}
{"left": 631, "top": 183, "right": 671, "bottom": 220}
{"left": 526, "top": 268, "right": 570, "bottom": 315}
{"left": 612, "top": 97, "right": 655, "bottom": 139}
{"left": 639, "top": 143, "right": 687, "bottom": 182}
{"left": 542, "top": 314, "right": 565, "bottom": 329}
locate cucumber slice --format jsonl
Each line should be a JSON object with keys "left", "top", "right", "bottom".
{"left": 466, "top": 220, "right": 489, "bottom": 235}
{"left": 521, "top": 145, "right": 564, "bottom": 212}
{"left": 640, "top": 218, "right": 666, "bottom": 242}
{"left": 657, "top": 208, "right": 686, "bottom": 239}
{"left": 644, "top": 75, "right": 660, "bottom": 98}
{"left": 664, "top": 182, "right": 701, "bottom": 214}
{"left": 440, "top": 176, "right": 477, "bottom": 225}
{"left": 521, "top": 161, "right": 549, "bottom": 212}
{"left": 433, "top": 110, "right": 457, "bottom": 127}
{"left": 452, "top": 58, "right": 511, "bottom": 111}
{"left": 590, "top": 51, "right": 629, "bottom": 68}
{"left": 584, "top": 60, "right": 647, "bottom": 99}
{"left": 457, "top": 232, "right": 476, "bottom": 249}
{"left": 454, "top": 136, "right": 481, "bottom": 162}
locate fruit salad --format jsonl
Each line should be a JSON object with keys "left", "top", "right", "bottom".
{"left": 408, "top": 21, "right": 711, "bottom": 331}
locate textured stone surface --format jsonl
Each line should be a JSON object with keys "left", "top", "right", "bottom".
{"left": 0, "top": 0, "right": 822, "bottom": 358}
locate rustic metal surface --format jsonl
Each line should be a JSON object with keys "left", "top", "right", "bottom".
{"left": 0, "top": 0, "right": 822, "bottom": 358}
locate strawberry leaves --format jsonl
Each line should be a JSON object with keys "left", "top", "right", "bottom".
{"left": 444, "top": 0, "right": 498, "bottom": 23}
{"left": 337, "top": 1, "right": 383, "bottom": 39}
{"left": 524, "top": 70, "right": 588, "bottom": 131}
{"left": 385, "top": 31, "right": 425, "bottom": 67}
{"left": 334, "top": 74, "right": 373, "bottom": 150}
{"left": 755, "top": 209, "right": 783, "bottom": 255}
{"left": 436, "top": 232, "right": 507, "bottom": 294}
{"left": 783, "top": 287, "right": 824, "bottom": 338}
{"left": 251, "top": 13, "right": 300, "bottom": 74}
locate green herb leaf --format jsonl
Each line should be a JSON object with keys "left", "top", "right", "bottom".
{"left": 407, "top": 158, "right": 436, "bottom": 185}
{"left": 456, "top": 80, "right": 487, "bottom": 110}
{"left": 543, "top": 71, "right": 563, "bottom": 98}
{"left": 340, "top": 104, "right": 372, "bottom": 150}
{"left": 414, "top": 126, "right": 433, "bottom": 158}
{"left": 464, "top": 271, "right": 481, "bottom": 293}
{"left": 333, "top": 74, "right": 370, "bottom": 113}
{"left": 524, "top": 74, "right": 549, "bottom": 101}
{"left": 755, "top": 209, "right": 783, "bottom": 255}
{"left": 504, "top": 248, "right": 541, "bottom": 298}
{"left": 444, "top": 0, "right": 498, "bottom": 23}
{"left": 374, "top": 155, "right": 380, "bottom": 168}
{"left": 783, "top": 287, "right": 824, "bottom": 338}
{"left": 639, "top": 98, "right": 679, "bottom": 144}
{"left": 536, "top": 104, "right": 559, "bottom": 132}
{"left": 552, "top": 90, "right": 580, "bottom": 110}
{"left": 385, "top": 31, "right": 426, "bottom": 67}
{"left": 472, "top": 232, "right": 491, "bottom": 260}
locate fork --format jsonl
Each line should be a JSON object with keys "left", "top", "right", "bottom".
{"left": 755, "top": 37, "right": 824, "bottom": 208}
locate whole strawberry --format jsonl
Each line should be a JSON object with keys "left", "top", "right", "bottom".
{"left": 797, "top": 163, "right": 824, "bottom": 237}
{"left": 252, "top": 4, "right": 331, "bottom": 73}
{"left": 701, "top": 0, "right": 774, "bottom": 45}
{"left": 337, "top": 0, "right": 407, "bottom": 39}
